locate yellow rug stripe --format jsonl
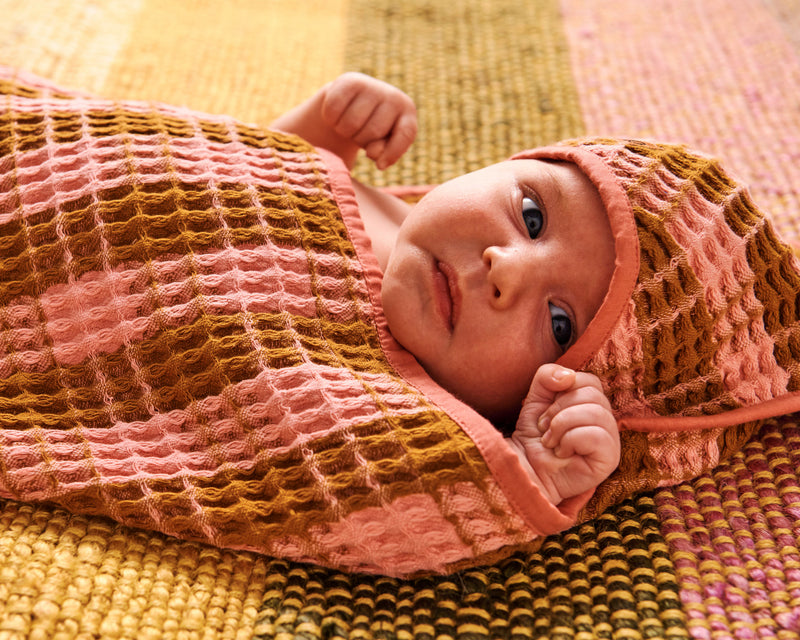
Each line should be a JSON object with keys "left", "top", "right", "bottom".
{"left": 102, "top": 0, "right": 348, "bottom": 124}
{"left": 0, "top": 1, "right": 348, "bottom": 124}
{"left": 0, "top": 0, "right": 144, "bottom": 93}
{"left": 0, "top": 501, "right": 269, "bottom": 638}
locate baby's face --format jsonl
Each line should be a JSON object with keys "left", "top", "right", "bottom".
{"left": 381, "top": 159, "right": 615, "bottom": 426}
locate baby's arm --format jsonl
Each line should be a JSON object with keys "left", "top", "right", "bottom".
{"left": 505, "top": 364, "right": 620, "bottom": 506}
{"left": 270, "top": 72, "right": 417, "bottom": 170}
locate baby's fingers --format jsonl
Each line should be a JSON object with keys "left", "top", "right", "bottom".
{"left": 363, "top": 139, "right": 387, "bottom": 163}
{"left": 536, "top": 372, "right": 608, "bottom": 426}
{"left": 541, "top": 403, "right": 617, "bottom": 458}
{"left": 320, "top": 73, "right": 370, "bottom": 128}
{"left": 319, "top": 72, "right": 417, "bottom": 169}
{"left": 524, "top": 364, "right": 576, "bottom": 404}
{"left": 327, "top": 91, "right": 379, "bottom": 139}
{"left": 372, "top": 111, "right": 417, "bottom": 169}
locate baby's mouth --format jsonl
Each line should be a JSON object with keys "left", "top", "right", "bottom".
{"left": 434, "top": 260, "right": 461, "bottom": 331}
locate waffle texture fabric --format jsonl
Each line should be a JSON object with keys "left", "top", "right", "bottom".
{"left": 0, "top": 67, "right": 595, "bottom": 577}
{"left": 515, "top": 139, "right": 800, "bottom": 515}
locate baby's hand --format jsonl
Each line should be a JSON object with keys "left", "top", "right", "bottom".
{"left": 506, "top": 364, "right": 620, "bottom": 506}
{"left": 320, "top": 72, "right": 417, "bottom": 170}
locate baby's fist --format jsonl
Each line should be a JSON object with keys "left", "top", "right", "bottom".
{"left": 507, "top": 364, "right": 620, "bottom": 505}
{"left": 321, "top": 72, "right": 417, "bottom": 169}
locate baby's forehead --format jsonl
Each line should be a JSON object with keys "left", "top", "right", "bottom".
{"left": 507, "top": 158, "right": 607, "bottom": 213}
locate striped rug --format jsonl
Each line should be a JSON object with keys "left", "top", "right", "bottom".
{"left": 0, "top": 1, "right": 799, "bottom": 637}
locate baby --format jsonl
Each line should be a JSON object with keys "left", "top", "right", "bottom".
{"left": 272, "top": 72, "right": 621, "bottom": 506}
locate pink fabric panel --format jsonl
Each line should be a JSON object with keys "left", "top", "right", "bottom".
{"left": 1, "top": 129, "right": 329, "bottom": 224}
{"left": 292, "top": 493, "right": 476, "bottom": 575}
{"left": 19, "top": 245, "right": 367, "bottom": 366}
{"left": 0, "top": 363, "right": 426, "bottom": 499}
{"left": 587, "top": 298, "right": 658, "bottom": 420}
{"left": 651, "top": 428, "right": 724, "bottom": 487}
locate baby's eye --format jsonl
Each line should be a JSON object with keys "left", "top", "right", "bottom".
{"left": 548, "top": 302, "right": 573, "bottom": 348}
{"left": 521, "top": 197, "right": 543, "bottom": 239}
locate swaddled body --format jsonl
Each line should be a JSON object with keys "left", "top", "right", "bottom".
{"left": 0, "top": 67, "right": 586, "bottom": 577}
{"left": 2, "top": 68, "right": 800, "bottom": 577}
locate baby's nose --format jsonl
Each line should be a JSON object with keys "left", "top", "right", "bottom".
{"left": 483, "top": 245, "right": 525, "bottom": 310}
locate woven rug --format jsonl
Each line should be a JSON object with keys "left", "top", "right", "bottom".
{"left": 0, "top": 0, "right": 799, "bottom": 638}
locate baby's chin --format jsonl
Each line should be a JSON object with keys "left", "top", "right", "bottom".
{"left": 415, "top": 355, "right": 523, "bottom": 437}
{"left": 457, "top": 391, "right": 520, "bottom": 437}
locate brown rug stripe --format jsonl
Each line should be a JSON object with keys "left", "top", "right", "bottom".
{"left": 344, "top": 0, "right": 585, "bottom": 187}
{"left": 248, "top": 492, "right": 688, "bottom": 639}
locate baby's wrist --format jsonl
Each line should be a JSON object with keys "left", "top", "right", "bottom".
{"left": 504, "top": 437, "right": 564, "bottom": 505}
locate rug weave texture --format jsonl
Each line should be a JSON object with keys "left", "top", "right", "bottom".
{"left": 0, "top": 0, "right": 799, "bottom": 638}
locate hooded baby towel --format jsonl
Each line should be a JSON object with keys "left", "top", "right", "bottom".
{"left": 0, "top": 67, "right": 586, "bottom": 577}
{"left": 515, "top": 139, "right": 800, "bottom": 513}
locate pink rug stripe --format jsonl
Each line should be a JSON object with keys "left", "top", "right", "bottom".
{"left": 560, "top": 0, "right": 800, "bottom": 247}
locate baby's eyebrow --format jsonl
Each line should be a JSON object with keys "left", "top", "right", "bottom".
{"left": 541, "top": 162, "right": 566, "bottom": 210}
